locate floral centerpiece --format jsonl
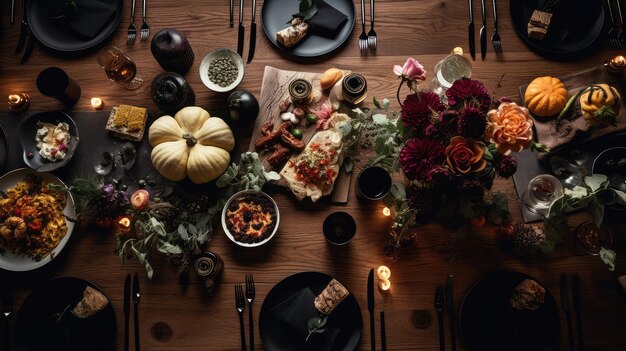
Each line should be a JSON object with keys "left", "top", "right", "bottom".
{"left": 352, "top": 58, "right": 547, "bottom": 258}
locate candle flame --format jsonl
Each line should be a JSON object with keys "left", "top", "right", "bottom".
{"left": 382, "top": 207, "right": 391, "bottom": 216}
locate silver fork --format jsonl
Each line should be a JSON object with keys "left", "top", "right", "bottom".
{"left": 606, "top": 0, "right": 623, "bottom": 49}
{"left": 616, "top": 0, "right": 626, "bottom": 48}
{"left": 126, "top": 0, "right": 137, "bottom": 45}
{"left": 140, "top": 0, "right": 150, "bottom": 42}
{"left": 367, "top": 0, "right": 376, "bottom": 51}
{"left": 245, "top": 274, "right": 256, "bottom": 351}
{"left": 359, "top": 0, "right": 368, "bottom": 54}
{"left": 491, "top": 0, "right": 502, "bottom": 53}
{"left": 235, "top": 284, "right": 246, "bottom": 351}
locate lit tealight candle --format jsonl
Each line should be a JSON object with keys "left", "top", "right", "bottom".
{"left": 605, "top": 55, "right": 626, "bottom": 74}
{"left": 382, "top": 207, "right": 391, "bottom": 216}
{"left": 377, "top": 265, "right": 392, "bottom": 291}
{"left": 116, "top": 216, "right": 133, "bottom": 233}
{"left": 8, "top": 93, "right": 30, "bottom": 112}
{"left": 91, "top": 97, "right": 104, "bottom": 109}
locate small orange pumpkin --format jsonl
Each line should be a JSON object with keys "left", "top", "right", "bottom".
{"left": 524, "top": 76, "right": 569, "bottom": 117}
{"left": 579, "top": 84, "right": 621, "bottom": 126}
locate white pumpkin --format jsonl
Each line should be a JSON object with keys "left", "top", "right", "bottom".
{"left": 149, "top": 106, "right": 235, "bottom": 184}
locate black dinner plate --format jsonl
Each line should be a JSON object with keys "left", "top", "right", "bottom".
{"left": 18, "top": 111, "right": 80, "bottom": 172}
{"left": 14, "top": 277, "right": 116, "bottom": 351}
{"left": 27, "top": 0, "right": 123, "bottom": 54}
{"left": 510, "top": 0, "right": 604, "bottom": 60}
{"left": 460, "top": 271, "right": 560, "bottom": 351}
{"left": 259, "top": 271, "right": 362, "bottom": 350}
{"left": 261, "top": 0, "right": 355, "bottom": 59}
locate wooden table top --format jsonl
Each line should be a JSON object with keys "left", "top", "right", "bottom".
{"left": 1, "top": 0, "right": 625, "bottom": 350}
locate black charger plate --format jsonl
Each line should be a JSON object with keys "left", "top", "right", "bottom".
{"left": 27, "top": 0, "right": 123, "bottom": 54}
{"left": 261, "top": 0, "right": 355, "bottom": 60}
{"left": 510, "top": 0, "right": 604, "bottom": 60}
{"left": 259, "top": 271, "right": 362, "bottom": 350}
{"left": 14, "top": 277, "right": 116, "bottom": 351}
{"left": 460, "top": 271, "right": 560, "bottom": 351}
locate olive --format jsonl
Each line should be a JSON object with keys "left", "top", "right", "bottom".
{"left": 306, "top": 113, "right": 318, "bottom": 125}
{"left": 291, "top": 129, "right": 303, "bottom": 139}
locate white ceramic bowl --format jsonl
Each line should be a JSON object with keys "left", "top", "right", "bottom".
{"left": 222, "top": 190, "right": 280, "bottom": 247}
{"left": 199, "top": 48, "right": 244, "bottom": 93}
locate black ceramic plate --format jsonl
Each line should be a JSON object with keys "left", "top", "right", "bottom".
{"left": 14, "top": 277, "right": 116, "bottom": 351}
{"left": 261, "top": 0, "right": 355, "bottom": 59}
{"left": 460, "top": 271, "right": 560, "bottom": 351}
{"left": 18, "top": 111, "right": 80, "bottom": 172}
{"left": 27, "top": 0, "right": 123, "bottom": 54}
{"left": 259, "top": 271, "right": 362, "bottom": 350}
{"left": 510, "top": 0, "right": 604, "bottom": 59}
{"left": 0, "top": 125, "right": 8, "bottom": 173}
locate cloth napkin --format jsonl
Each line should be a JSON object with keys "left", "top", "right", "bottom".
{"left": 293, "top": 0, "right": 348, "bottom": 38}
{"left": 64, "top": 0, "right": 118, "bottom": 39}
{"left": 271, "top": 288, "right": 342, "bottom": 350}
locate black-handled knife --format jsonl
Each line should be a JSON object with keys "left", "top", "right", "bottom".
{"left": 230, "top": 0, "right": 234, "bottom": 27}
{"left": 479, "top": 0, "right": 487, "bottom": 60}
{"left": 10, "top": 0, "right": 16, "bottom": 24}
{"left": 380, "top": 310, "right": 386, "bottom": 351}
{"left": 560, "top": 274, "right": 575, "bottom": 351}
{"left": 2, "top": 275, "right": 13, "bottom": 351}
{"left": 445, "top": 274, "right": 458, "bottom": 351}
{"left": 133, "top": 273, "right": 141, "bottom": 351}
{"left": 468, "top": 0, "right": 475, "bottom": 60}
{"left": 368, "top": 268, "right": 376, "bottom": 351}
{"left": 15, "top": 0, "right": 29, "bottom": 54}
{"left": 123, "top": 274, "right": 131, "bottom": 351}
{"left": 247, "top": 0, "right": 256, "bottom": 63}
{"left": 572, "top": 274, "right": 585, "bottom": 351}
{"left": 237, "top": 0, "right": 245, "bottom": 56}
{"left": 434, "top": 287, "right": 445, "bottom": 351}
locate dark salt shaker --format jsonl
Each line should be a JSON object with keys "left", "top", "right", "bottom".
{"left": 151, "top": 72, "right": 196, "bottom": 113}
{"left": 151, "top": 29, "right": 195, "bottom": 74}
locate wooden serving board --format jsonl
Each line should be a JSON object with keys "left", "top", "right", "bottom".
{"left": 248, "top": 66, "right": 352, "bottom": 203}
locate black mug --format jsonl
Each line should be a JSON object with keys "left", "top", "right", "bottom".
{"left": 36, "top": 67, "right": 81, "bottom": 107}
{"left": 356, "top": 166, "right": 392, "bottom": 200}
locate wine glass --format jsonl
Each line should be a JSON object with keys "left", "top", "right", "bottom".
{"left": 97, "top": 47, "right": 143, "bottom": 90}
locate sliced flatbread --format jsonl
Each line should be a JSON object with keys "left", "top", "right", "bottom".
{"left": 71, "top": 286, "right": 109, "bottom": 319}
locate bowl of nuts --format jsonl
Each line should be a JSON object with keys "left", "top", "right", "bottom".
{"left": 199, "top": 48, "right": 244, "bottom": 93}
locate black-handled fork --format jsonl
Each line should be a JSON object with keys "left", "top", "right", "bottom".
{"left": 235, "top": 284, "right": 247, "bottom": 351}
{"left": 245, "top": 274, "right": 256, "bottom": 351}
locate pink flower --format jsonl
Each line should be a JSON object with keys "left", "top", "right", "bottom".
{"left": 393, "top": 58, "right": 426, "bottom": 82}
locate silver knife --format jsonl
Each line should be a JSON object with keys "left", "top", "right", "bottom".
{"left": 11, "top": 0, "right": 16, "bottom": 24}
{"left": 15, "top": 0, "right": 29, "bottom": 54}
{"left": 367, "top": 268, "right": 375, "bottom": 351}
{"left": 479, "top": 0, "right": 487, "bottom": 60}
{"left": 247, "top": 0, "right": 256, "bottom": 63}
{"left": 133, "top": 273, "right": 141, "bottom": 351}
{"left": 237, "top": 0, "right": 245, "bottom": 56}
{"left": 468, "top": 0, "right": 475, "bottom": 60}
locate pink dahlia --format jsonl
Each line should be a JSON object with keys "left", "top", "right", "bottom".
{"left": 401, "top": 91, "right": 446, "bottom": 134}
{"left": 446, "top": 78, "right": 491, "bottom": 112}
{"left": 400, "top": 138, "right": 445, "bottom": 183}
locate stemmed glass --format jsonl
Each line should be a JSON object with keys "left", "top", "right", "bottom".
{"left": 97, "top": 46, "right": 143, "bottom": 90}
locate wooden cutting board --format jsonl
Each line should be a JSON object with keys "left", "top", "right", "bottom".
{"left": 248, "top": 66, "right": 352, "bottom": 203}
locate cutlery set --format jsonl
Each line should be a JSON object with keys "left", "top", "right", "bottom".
{"left": 123, "top": 273, "right": 141, "bottom": 351}
{"left": 235, "top": 274, "right": 256, "bottom": 351}
{"left": 606, "top": 0, "right": 626, "bottom": 49}
{"left": 231, "top": 0, "right": 258, "bottom": 63}
{"left": 359, "top": 0, "right": 376, "bottom": 55}
{"left": 367, "top": 268, "right": 386, "bottom": 351}
{"left": 435, "top": 274, "right": 460, "bottom": 351}
{"left": 468, "top": 0, "right": 502, "bottom": 60}
{"left": 561, "top": 273, "right": 585, "bottom": 351}
{"left": 127, "top": 0, "right": 151, "bottom": 45}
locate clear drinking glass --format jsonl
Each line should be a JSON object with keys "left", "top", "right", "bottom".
{"left": 97, "top": 46, "right": 143, "bottom": 90}
{"left": 432, "top": 54, "right": 472, "bottom": 97}
{"left": 526, "top": 174, "right": 564, "bottom": 209}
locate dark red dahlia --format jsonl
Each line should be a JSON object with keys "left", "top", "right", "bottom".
{"left": 458, "top": 106, "right": 487, "bottom": 139}
{"left": 427, "top": 166, "right": 452, "bottom": 185}
{"left": 446, "top": 78, "right": 491, "bottom": 112}
{"left": 399, "top": 138, "right": 445, "bottom": 183}
{"left": 401, "top": 92, "right": 446, "bottom": 134}
{"left": 458, "top": 177, "right": 485, "bottom": 202}
{"left": 496, "top": 154, "right": 518, "bottom": 178}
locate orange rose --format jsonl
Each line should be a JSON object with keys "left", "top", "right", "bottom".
{"left": 485, "top": 102, "right": 533, "bottom": 155}
{"left": 445, "top": 136, "right": 486, "bottom": 174}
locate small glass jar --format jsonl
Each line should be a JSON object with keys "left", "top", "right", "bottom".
{"left": 341, "top": 73, "right": 367, "bottom": 104}
{"left": 289, "top": 78, "right": 312, "bottom": 104}
{"left": 431, "top": 54, "right": 472, "bottom": 96}
{"left": 150, "top": 72, "right": 195, "bottom": 113}
{"left": 575, "top": 221, "right": 613, "bottom": 255}
{"left": 526, "top": 174, "right": 564, "bottom": 209}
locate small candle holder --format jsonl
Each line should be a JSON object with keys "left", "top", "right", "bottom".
{"left": 8, "top": 93, "right": 30, "bottom": 112}
{"left": 116, "top": 215, "right": 133, "bottom": 234}
{"left": 604, "top": 55, "right": 626, "bottom": 74}
{"left": 377, "top": 265, "right": 392, "bottom": 292}
{"left": 91, "top": 97, "right": 104, "bottom": 110}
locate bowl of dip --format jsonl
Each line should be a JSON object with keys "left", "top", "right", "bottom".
{"left": 18, "top": 111, "right": 79, "bottom": 172}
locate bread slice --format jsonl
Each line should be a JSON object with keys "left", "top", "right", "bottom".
{"left": 314, "top": 279, "right": 349, "bottom": 315}
{"left": 527, "top": 10, "right": 552, "bottom": 40}
{"left": 71, "top": 286, "right": 109, "bottom": 319}
{"left": 106, "top": 104, "right": 148, "bottom": 141}
{"left": 276, "top": 18, "right": 309, "bottom": 48}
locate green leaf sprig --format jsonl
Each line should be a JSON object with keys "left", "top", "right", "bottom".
{"left": 216, "top": 152, "right": 280, "bottom": 192}
{"left": 306, "top": 314, "right": 329, "bottom": 342}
